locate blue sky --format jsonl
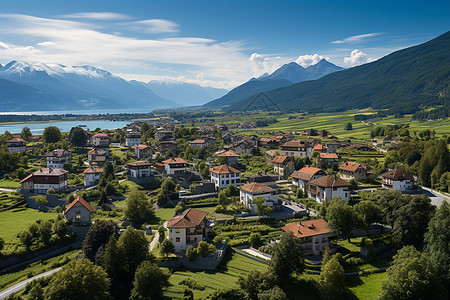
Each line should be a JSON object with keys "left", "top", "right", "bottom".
{"left": 0, "top": 0, "right": 448, "bottom": 88}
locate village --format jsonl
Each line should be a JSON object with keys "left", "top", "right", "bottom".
{"left": 0, "top": 115, "right": 448, "bottom": 299}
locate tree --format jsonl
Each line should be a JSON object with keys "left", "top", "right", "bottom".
{"left": 257, "top": 286, "right": 287, "bottom": 300}
{"left": 218, "top": 190, "right": 232, "bottom": 206}
{"left": 98, "top": 191, "right": 108, "bottom": 207}
{"left": 392, "top": 195, "right": 435, "bottom": 249}
{"left": 42, "top": 126, "right": 62, "bottom": 144}
{"left": 326, "top": 197, "right": 354, "bottom": 242}
{"left": 117, "top": 226, "right": 150, "bottom": 282}
{"left": 21, "top": 127, "right": 32, "bottom": 141}
{"left": 19, "top": 230, "right": 33, "bottom": 249}
{"left": 197, "top": 241, "right": 216, "bottom": 257}
{"left": 186, "top": 245, "right": 197, "bottom": 261}
{"left": 237, "top": 270, "right": 277, "bottom": 300}
{"left": 38, "top": 220, "right": 52, "bottom": 244}
{"left": 253, "top": 196, "right": 273, "bottom": 217}
{"left": 46, "top": 258, "right": 110, "bottom": 300}
{"left": 124, "top": 189, "right": 154, "bottom": 224}
{"left": 319, "top": 255, "right": 346, "bottom": 299}
{"left": 175, "top": 201, "right": 185, "bottom": 215}
{"left": 379, "top": 246, "right": 447, "bottom": 300}
{"left": 344, "top": 122, "right": 353, "bottom": 130}
{"left": 53, "top": 220, "right": 67, "bottom": 237}
{"left": 249, "top": 233, "right": 262, "bottom": 248}
{"left": 29, "top": 282, "right": 44, "bottom": 300}
{"left": 82, "top": 220, "right": 118, "bottom": 261}
{"left": 0, "top": 237, "right": 4, "bottom": 253}
{"left": 296, "top": 188, "right": 303, "bottom": 199}
{"left": 160, "top": 239, "right": 175, "bottom": 257}
{"left": 424, "top": 201, "right": 450, "bottom": 285}
{"left": 141, "top": 122, "right": 150, "bottom": 134}
{"left": 377, "top": 190, "right": 408, "bottom": 228}
{"left": 130, "top": 261, "right": 168, "bottom": 300}
{"left": 30, "top": 195, "right": 48, "bottom": 207}
{"left": 68, "top": 127, "right": 87, "bottom": 147}
{"left": 158, "top": 225, "right": 166, "bottom": 243}
{"left": 269, "top": 232, "right": 305, "bottom": 281}
{"left": 353, "top": 200, "right": 381, "bottom": 235}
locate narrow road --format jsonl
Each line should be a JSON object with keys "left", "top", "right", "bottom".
{"left": 0, "top": 188, "right": 18, "bottom": 193}
{"left": 0, "top": 268, "right": 61, "bottom": 299}
{"left": 149, "top": 221, "right": 167, "bottom": 251}
{"left": 421, "top": 186, "right": 450, "bottom": 207}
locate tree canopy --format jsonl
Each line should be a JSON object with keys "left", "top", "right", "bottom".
{"left": 42, "top": 126, "right": 62, "bottom": 144}
{"left": 269, "top": 232, "right": 305, "bottom": 281}
{"left": 326, "top": 197, "right": 354, "bottom": 242}
{"left": 130, "top": 261, "right": 168, "bottom": 300}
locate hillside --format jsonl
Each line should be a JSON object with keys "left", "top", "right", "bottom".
{"left": 227, "top": 31, "right": 450, "bottom": 113}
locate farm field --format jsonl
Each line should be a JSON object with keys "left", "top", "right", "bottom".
{"left": 163, "top": 251, "right": 268, "bottom": 299}
{"left": 0, "top": 179, "right": 20, "bottom": 189}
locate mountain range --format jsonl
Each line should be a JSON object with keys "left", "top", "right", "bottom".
{"left": 223, "top": 31, "right": 450, "bottom": 114}
{"left": 204, "top": 59, "right": 344, "bottom": 108}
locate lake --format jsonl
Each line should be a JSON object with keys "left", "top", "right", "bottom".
{"left": 0, "top": 120, "right": 130, "bottom": 135}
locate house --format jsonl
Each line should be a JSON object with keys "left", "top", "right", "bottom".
{"left": 326, "top": 142, "right": 340, "bottom": 153}
{"left": 307, "top": 175, "right": 352, "bottom": 203}
{"left": 239, "top": 182, "right": 280, "bottom": 213}
{"left": 339, "top": 162, "right": 371, "bottom": 181}
{"left": 131, "top": 145, "right": 153, "bottom": 159}
{"left": 222, "top": 132, "right": 234, "bottom": 144}
{"left": 318, "top": 153, "right": 339, "bottom": 166}
{"left": 313, "top": 144, "right": 326, "bottom": 153}
{"left": 83, "top": 167, "right": 103, "bottom": 186}
{"left": 249, "top": 173, "right": 280, "bottom": 192}
{"left": 126, "top": 161, "right": 152, "bottom": 178}
{"left": 291, "top": 167, "right": 326, "bottom": 190}
{"left": 210, "top": 164, "right": 241, "bottom": 190}
{"left": 64, "top": 196, "right": 92, "bottom": 226}
{"left": 126, "top": 133, "right": 142, "bottom": 147}
{"left": 380, "top": 167, "right": 414, "bottom": 192}
{"left": 190, "top": 139, "right": 208, "bottom": 148}
{"left": 234, "top": 140, "right": 254, "bottom": 156}
{"left": 92, "top": 133, "right": 110, "bottom": 156}
{"left": 265, "top": 150, "right": 280, "bottom": 163}
{"left": 159, "top": 141, "right": 178, "bottom": 155}
{"left": 87, "top": 148, "right": 107, "bottom": 165}
{"left": 155, "top": 130, "right": 173, "bottom": 141}
{"left": 162, "top": 157, "right": 188, "bottom": 175}
{"left": 45, "top": 149, "right": 71, "bottom": 168}
{"left": 167, "top": 208, "right": 209, "bottom": 253}
{"left": 216, "top": 150, "right": 239, "bottom": 165}
{"left": 6, "top": 138, "right": 26, "bottom": 152}
{"left": 20, "top": 168, "right": 68, "bottom": 194}
{"left": 347, "top": 144, "right": 376, "bottom": 152}
{"left": 272, "top": 155, "right": 295, "bottom": 179}
{"left": 280, "top": 140, "right": 313, "bottom": 157}
{"left": 281, "top": 219, "right": 332, "bottom": 256}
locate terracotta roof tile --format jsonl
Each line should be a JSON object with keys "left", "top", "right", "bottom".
{"left": 239, "top": 182, "right": 274, "bottom": 194}
{"left": 131, "top": 144, "right": 151, "bottom": 150}
{"left": 126, "top": 160, "right": 151, "bottom": 167}
{"left": 162, "top": 157, "right": 187, "bottom": 164}
{"left": 291, "top": 167, "right": 325, "bottom": 181}
{"left": 167, "top": 208, "right": 208, "bottom": 228}
{"left": 380, "top": 168, "right": 413, "bottom": 181}
{"left": 217, "top": 150, "right": 239, "bottom": 157}
{"left": 210, "top": 164, "right": 241, "bottom": 174}
{"left": 65, "top": 196, "right": 93, "bottom": 214}
{"left": 319, "top": 153, "right": 338, "bottom": 159}
{"left": 83, "top": 167, "right": 103, "bottom": 174}
{"left": 281, "top": 219, "right": 330, "bottom": 238}
{"left": 272, "top": 155, "right": 289, "bottom": 164}
{"left": 308, "top": 175, "right": 351, "bottom": 188}
{"left": 338, "top": 162, "right": 369, "bottom": 172}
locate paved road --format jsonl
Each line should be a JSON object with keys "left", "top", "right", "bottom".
{"left": 0, "top": 268, "right": 61, "bottom": 299}
{"left": 421, "top": 187, "right": 450, "bottom": 207}
{"left": 149, "top": 221, "right": 167, "bottom": 251}
{"left": 0, "top": 188, "right": 17, "bottom": 193}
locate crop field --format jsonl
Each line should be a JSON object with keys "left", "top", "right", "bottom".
{"left": 0, "top": 179, "right": 20, "bottom": 189}
{"left": 163, "top": 251, "right": 268, "bottom": 299}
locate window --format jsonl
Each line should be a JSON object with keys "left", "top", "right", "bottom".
{"left": 316, "top": 245, "right": 319, "bottom": 250}
{"left": 226, "top": 180, "right": 229, "bottom": 184}
{"left": 175, "top": 229, "right": 180, "bottom": 233}
{"left": 176, "top": 237, "right": 180, "bottom": 242}
{"left": 345, "top": 193, "right": 348, "bottom": 197}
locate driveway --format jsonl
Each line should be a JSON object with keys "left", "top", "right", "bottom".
{"left": 421, "top": 187, "right": 449, "bottom": 207}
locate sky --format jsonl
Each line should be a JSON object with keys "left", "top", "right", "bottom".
{"left": 0, "top": 0, "right": 448, "bottom": 89}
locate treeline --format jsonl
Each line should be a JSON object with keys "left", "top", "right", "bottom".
{"left": 255, "top": 118, "right": 278, "bottom": 127}
{"left": 0, "top": 112, "right": 153, "bottom": 123}
{"left": 353, "top": 112, "right": 386, "bottom": 121}
{"left": 370, "top": 124, "right": 410, "bottom": 139}
{"left": 412, "top": 103, "right": 449, "bottom": 120}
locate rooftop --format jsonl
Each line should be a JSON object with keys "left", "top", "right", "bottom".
{"left": 308, "top": 175, "right": 352, "bottom": 188}
{"left": 217, "top": 150, "right": 239, "bottom": 157}
{"left": 339, "top": 162, "right": 370, "bottom": 172}
{"left": 167, "top": 208, "right": 208, "bottom": 228}
{"left": 239, "top": 182, "right": 274, "bottom": 194}
{"left": 291, "top": 167, "right": 325, "bottom": 181}
{"left": 65, "top": 196, "right": 93, "bottom": 214}
{"left": 162, "top": 157, "right": 187, "bottom": 165}
{"left": 210, "top": 164, "right": 241, "bottom": 174}
{"left": 381, "top": 167, "right": 414, "bottom": 181}
{"left": 281, "top": 219, "right": 330, "bottom": 238}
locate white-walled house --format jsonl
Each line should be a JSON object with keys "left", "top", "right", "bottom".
{"left": 6, "top": 138, "right": 26, "bottom": 152}
{"left": 291, "top": 167, "right": 326, "bottom": 190}
{"left": 132, "top": 144, "right": 153, "bottom": 159}
{"left": 162, "top": 157, "right": 187, "bottom": 175}
{"left": 381, "top": 167, "right": 414, "bottom": 192}
{"left": 126, "top": 161, "right": 152, "bottom": 178}
{"left": 307, "top": 175, "right": 352, "bottom": 203}
{"left": 45, "top": 149, "right": 71, "bottom": 168}
{"left": 126, "top": 133, "right": 142, "bottom": 147}
{"left": 339, "top": 162, "right": 371, "bottom": 181}
{"left": 239, "top": 182, "right": 279, "bottom": 213}
{"left": 281, "top": 219, "right": 333, "bottom": 256}
{"left": 216, "top": 150, "right": 239, "bottom": 166}
{"left": 280, "top": 140, "right": 313, "bottom": 158}
{"left": 210, "top": 164, "right": 241, "bottom": 190}
{"left": 20, "top": 168, "right": 68, "bottom": 194}
{"left": 64, "top": 196, "right": 92, "bottom": 226}
{"left": 83, "top": 167, "right": 103, "bottom": 186}
{"left": 167, "top": 208, "right": 209, "bottom": 253}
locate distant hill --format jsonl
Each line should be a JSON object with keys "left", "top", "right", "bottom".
{"left": 0, "top": 61, "right": 178, "bottom": 112}
{"left": 227, "top": 31, "right": 450, "bottom": 114}
{"left": 142, "top": 80, "right": 228, "bottom": 106}
{"left": 204, "top": 59, "right": 343, "bottom": 108}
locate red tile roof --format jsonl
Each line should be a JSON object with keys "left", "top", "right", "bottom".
{"left": 83, "top": 167, "right": 103, "bottom": 174}
{"left": 190, "top": 139, "right": 206, "bottom": 144}
{"left": 167, "top": 208, "right": 208, "bottom": 228}
{"left": 272, "top": 155, "right": 289, "bottom": 164}
{"left": 65, "top": 196, "right": 93, "bottom": 214}
{"left": 162, "top": 157, "right": 187, "bottom": 164}
{"left": 281, "top": 219, "right": 330, "bottom": 238}
{"left": 339, "top": 162, "right": 369, "bottom": 173}
{"left": 210, "top": 164, "right": 241, "bottom": 174}
{"left": 131, "top": 144, "right": 151, "bottom": 150}
{"left": 217, "top": 150, "right": 239, "bottom": 157}
{"left": 308, "top": 175, "right": 351, "bottom": 188}
{"left": 291, "top": 167, "right": 325, "bottom": 181}
{"left": 313, "top": 144, "right": 324, "bottom": 151}
{"left": 282, "top": 140, "right": 312, "bottom": 148}
{"left": 45, "top": 149, "right": 71, "bottom": 157}
{"left": 319, "top": 153, "right": 338, "bottom": 159}
{"left": 20, "top": 168, "right": 68, "bottom": 183}
{"left": 380, "top": 168, "right": 413, "bottom": 181}
{"left": 6, "top": 138, "right": 26, "bottom": 143}
{"left": 126, "top": 160, "right": 151, "bottom": 167}
{"left": 239, "top": 182, "right": 274, "bottom": 194}
{"left": 93, "top": 133, "right": 109, "bottom": 138}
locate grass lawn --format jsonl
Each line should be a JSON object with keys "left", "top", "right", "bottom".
{"left": 163, "top": 251, "right": 268, "bottom": 299}
{"left": 0, "top": 208, "right": 57, "bottom": 252}
{"left": 0, "top": 249, "right": 80, "bottom": 291}
{"left": 0, "top": 179, "right": 20, "bottom": 189}
{"left": 346, "top": 272, "right": 388, "bottom": 299}
{"left": 155, "top": 208, "right": 176, "bottom": 223}
{"left": 194, "top": 206, "right": 238, "bottom": 220}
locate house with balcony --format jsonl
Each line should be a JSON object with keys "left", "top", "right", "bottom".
{"left": 92, "top": 133, "right": 110, "bottom": 156}
{"left": 126, "top": 161, "right": 152, "bottom": 178}
{"left": 190, "top": 139, "right": 209, "bottom": 148}
{"left": 20, "top": 168, "right": 68, "bottom": 194}
{"left": 64, "top": 196, "right": 92, "bottom": 226}
{"left": 167, "top": 208, "right": 209, "bottom": 253}
{"left": 291, "top": 167, "right": 326, "bottom": 190}
{"left": 339, "top": 162, "right": 371, "bottom": 181}
{"left": 155, "top": 130, "right": 173, "bottom": 142}
{"left": 162, "top": 157, "right": 187, "bottom": 175}
{"left": 83, "top": 167, "right": 103, "bottom": 186}
{"left": 281, "top": 219, "right": 333, "bottom": 256}
{"left": 216, "top": 150, "right": 239, "bottom": 166}
{"left": 87, "top": 148, "right": 107, "bottom": 165}
{"left": 280, "top": 140, "right": 313, "bottom": 157}
{"left": 126, "top": 133, "right": 142, "bottom": 147}
{"left": 307, "top": 175, "right": 352, "bottom": 203}
{"left": 159, "top": 141, "right": 178, "bottom": 155}
{"left": 272, "top": 155, "right": 294, "bottom": 179}
{"left": 131, "top": 144, "right": 153, "bottom": 159}
{"left": 210, "top": 164, "right": 241, "bottom": 190}
{"left": 380, "top": 167, "right": 414, "bottom": 192}
{"left": 234, "top": 140, "right": 254, "bottom": 156}
{"left": 6, "top": 138, "right": 26, "bottom": 152}
{"left": 318, "top": 153, "right": 339, "bottom": 166}
{"left": 239, "top": 182, "right": 280, "bottom": 213}
{"left": 45, "top": 149, "right": 72, "bottom": 168}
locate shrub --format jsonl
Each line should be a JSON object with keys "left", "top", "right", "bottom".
{"left": 178, "top": 278, "right": 205, "bottom": 290}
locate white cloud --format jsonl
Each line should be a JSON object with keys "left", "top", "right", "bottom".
{"left": 249, "top": 53, "right": 285, "bottom": 77}
{"left": 343, "top": 49, "right": 375, "bottom": 66}
{"left": 127, "top": 19, "right": 179, "bottom": 34}
{"left": 37, "top": 41, "right": 56, "bottom": 47}
{"left": 332, "top": 33, "right": 381, "bottom": 44}
{"left": 61, "top": 12, "right": 131, "bottom": 20}
{"left": 295, "top": 54, "right": 325, "bottom": 67}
